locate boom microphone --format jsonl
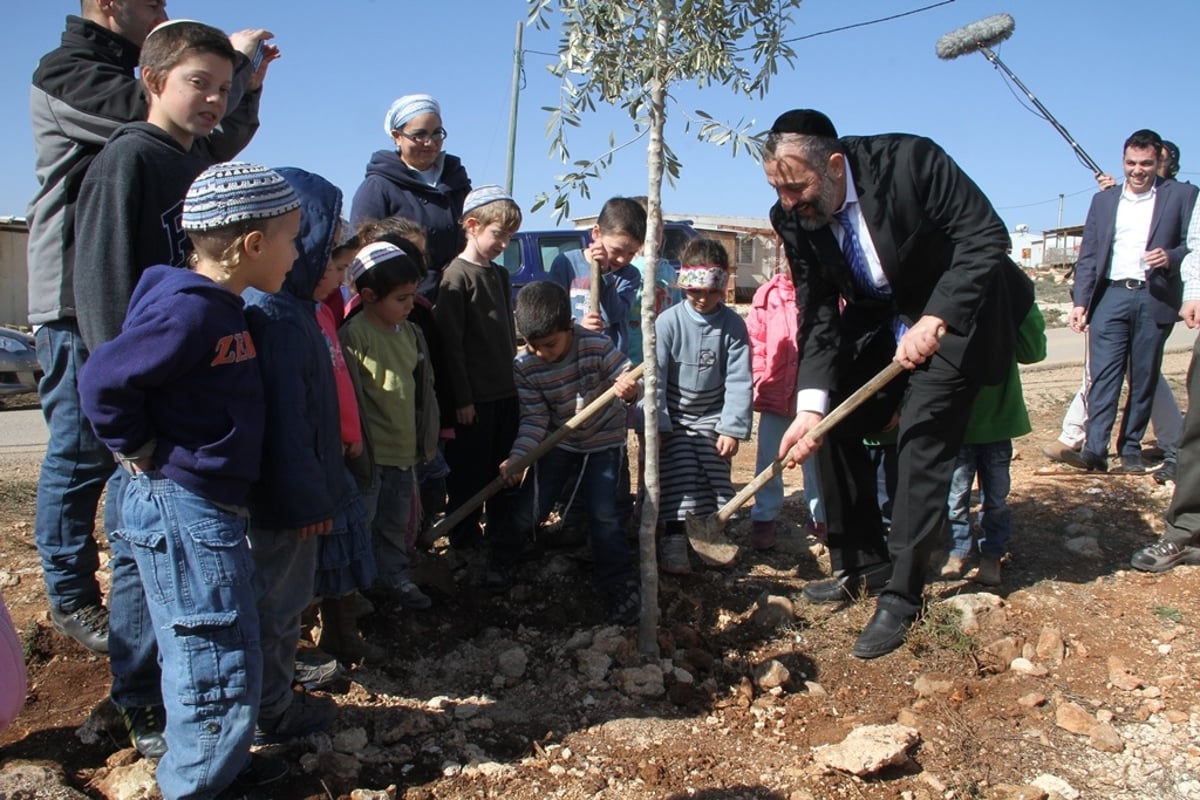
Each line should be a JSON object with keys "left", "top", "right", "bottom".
{"left": 936, "top": 13, "right": 1102, "bottom": 175}
{"left": 935, "top": 13, "right": 1014, "bottom": 61}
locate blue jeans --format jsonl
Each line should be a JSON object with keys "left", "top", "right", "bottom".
{"left": 505, "top": 447, "right": 632, "bottom": 594}
{"left": 364, "top": 466, "right": 416, "bottom": 588}
{"left": 946, "top": 441, "right": 1013, "bottom": 559}
{"left": 120, "top": 474, "right": 260, "bottom": 800}
{"left": 33, "top": 319, "right": 117, "bottom": 612}
{"left": 752, "top": 411, "right": 824, "bottom": 524}
{"left": 249, "top": 526, "right": 317, "bottom": 719}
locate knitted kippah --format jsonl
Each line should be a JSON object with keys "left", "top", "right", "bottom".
{"left": 769, "top": 109, "right": 838, "bottom": 139}
{"left": 349, "top": 241, "right": 409, "bottom": 282}
{"left": 676, "top": 265, "right": 728, "bottom": 291}
{"left": 384, "top": 93, "right": 441, "bottom": 136}
{"left": 182, "top": 162, "right": 301, "bottom": 232}
{"left": 461, "top": 184, "right": 512, "bottom": 217}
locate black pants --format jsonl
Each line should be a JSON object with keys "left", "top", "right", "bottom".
{"left": 443, "top": 395, "right": 519, "bottom": 549}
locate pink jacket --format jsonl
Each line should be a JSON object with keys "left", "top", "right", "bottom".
{"left": 0, "top": 591, "right": 26, "bottom": 732}
{"left": 747, "top": 272, "right": 799, "bottom": 417}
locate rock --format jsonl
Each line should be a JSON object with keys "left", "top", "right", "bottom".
{"left": 913, "top": 672, "right": 954, "bottom": 698}
{"left": 753, "top": 659, "right": 790, "bottom": 690}
{"left": 1064, "top": 536, "right": 1101, "bottom": 558}
{"left": 105, "top": 749, "right": 141, "bottom": 768}
{"left": 751, "top": 594, "right": 795, "bottom": 629}
{"left": 1106, "top": 655, "right": 1143, "bottom": 691}
{"left": 812, "top": 723, "right": 920, "bottom": 776}
{"left": 497, "top": 646, "right": 528, "bottom": 679}
{"left": 617, "top": 664, "right": 665, "bottom": 697}
{"left": 804, "top": 681, "right": 827, "bottom": 696}
{"left": 941, "top": 593, "right": 1004, "bottom": 633}
{"left": 990, "top": 785, "right": 1049, "bottom": 800}
{"left": 318, "top": 751, "right": 362, "bottom": 782}
{"left": 1054, "top": 701, "right": 1096, "bottom": 736}
{"left": 351, "top": 786, "right": 398, "bottom": 800}
{"left": 1032, "top": 774, "right": 1080, "bottom": 799}
{"left": 0, "top": 761, "right": 91, "bottom": 800}
{"left": 1010, "top": 657, "right": 1049, "bottom": 677}
{"left": 575, "top": 649, "right": 612, "bottom": 683}
{"left": 563, "top": 630, "right": 594, "bottom": 651}
{"left": 92, "top": 758, "right": 158, "bottom": 800}
{"left": 984, "top": 636, "right": 1023, "bottom": 668}
{"left": 334, "top": 727, "right": 370, "bottom": 754}
{"left": 1018, "top": 692, "right": 1047, "bottom": 708}
{"left": 1088, "top": 722, "right": 1124, "bottom": 753}
{"left": 1035, "top": 626, "right": 1065, "bottom": 665}
{"left": 0, "top": 570, "right": 18, "bottom": 588}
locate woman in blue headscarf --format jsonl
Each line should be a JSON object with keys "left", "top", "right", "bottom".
{"left": 350, "top": 93, "right": 473, "bottom": 299}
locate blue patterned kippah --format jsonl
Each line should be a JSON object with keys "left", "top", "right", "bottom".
{"left": 182, "top": 162, "right": 301, "bottom": 232}
{"left": 461, "top": 184, "right": 512, "bottom": 217}
{"left": 349, "top": 241, "right": 409, "bottom": 282}
{"left": 384, "top": 93, "right": 441, "bottom": 136}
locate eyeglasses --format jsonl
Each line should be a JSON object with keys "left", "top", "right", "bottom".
{"left": 396, "top": 127, "right": 448, "bottom": 144}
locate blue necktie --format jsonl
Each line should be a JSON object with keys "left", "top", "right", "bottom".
{"left": 834, "top": 207, "right": 907, "bottom": 341}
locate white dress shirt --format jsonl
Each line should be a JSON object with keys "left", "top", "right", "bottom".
{"left": 1108, "top": 184, "right": 1156, "bottom": 283}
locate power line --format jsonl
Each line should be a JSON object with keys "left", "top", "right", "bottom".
{"left": 996, "top": 185, "right": 1095, "bottom": 211}
{"left": 777, "top": 0, "right": 958, "bottom": 46}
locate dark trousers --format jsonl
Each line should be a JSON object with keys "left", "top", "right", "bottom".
{"left": 1084, "top": 285, "right": 1172, "bottom": 462}
{"left": 818, "top": 332, "right": 978, "bottom": 618}
{"left": 1164, "top": 333, "right": 1200, "bottom": 546}
{"left": 443, "top": 396, "right": 519, "bottom": 549}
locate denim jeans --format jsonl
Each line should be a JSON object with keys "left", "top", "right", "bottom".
{"left": 364, "top": 466, "right": 417, "bottom": 588}
{"left": 505, "top": 446, "right": 632, "bottom": 594}
{"left": 946, "top": 441, "right": 1013, "bottom": 558}
{"left": 249, "top": 526, "right": 317, "bottom": 719}
{"left": 33, "top": 319, "right": 117, "bottom": 612}
{"left": 121, "top": 474, "right": 260, "bottom": 800}
{"left": 752, "top": 411, "right": 824, "bottom": 524}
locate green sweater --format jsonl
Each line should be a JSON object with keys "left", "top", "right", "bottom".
{"left": 961, "top": 305, "right": 1046, "bottom": 444}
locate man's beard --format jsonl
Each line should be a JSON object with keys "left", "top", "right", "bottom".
{"left": 795, "top": 171, "right": 840, "bottom": 232}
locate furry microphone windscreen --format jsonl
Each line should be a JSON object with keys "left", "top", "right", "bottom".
{"left": 935, "top": 13, "right": 1015, "bottom": 60}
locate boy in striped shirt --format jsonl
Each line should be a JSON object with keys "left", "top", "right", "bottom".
{"left": 496, "top": 281, "right": 641, "bottom": 624}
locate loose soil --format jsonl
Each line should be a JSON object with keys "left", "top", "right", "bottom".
{"left": 1, "top": 350, "right": 1198, "bottom": 800}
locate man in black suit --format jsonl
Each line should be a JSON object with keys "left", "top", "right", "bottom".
{"left": 1062, "top": 129, "right": 1197, "bottom": 474}
{"left": 765, "top": 109, "right": 1033, "bottom": 659}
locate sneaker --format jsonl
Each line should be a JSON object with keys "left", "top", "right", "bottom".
{"left": 254, "top": 691, "right": 337, "bottom": 745}
{"left": 971, "top": 556, "right": 1002, "bottom": 586}
{"left": 751, "top": 520, "right": 778, "bottom": 551}
{"left": 293, "top": 650, "right": 346, "bottom": 692}
{"left": 1041, "top": 441, "right": 1081, "bottom": 463}
{"left": 397, "top": 581, "right": 432, "bottom": 610}
{"left": 50, "top": 603, "right": 109, "bottom": 654}
{"left": 215, "top": 753, "right": 290, "bottom": 799}
{"left": 1153, "top": 460, "right": 1177, "bottom": 485}
{"left": 659, "top": 535, "right": 692, "bottom": 575}
{"left": 1130, "top": 540, "right": 1200, "bottom": 573}
{"left": 608, "top": 582, "right": 640, "bottom": 626}
{"left": 119, "top": 704, "right": 167, "bottom": 759}
{"left": 939, "top": 555, "right": 968, "bottom": 580}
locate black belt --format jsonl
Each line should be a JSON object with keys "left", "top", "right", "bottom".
{"left": 1108, "top": 278, "right": 1146, "bottom": 290}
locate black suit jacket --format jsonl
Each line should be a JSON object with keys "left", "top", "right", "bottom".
{"left": 771, "top": 134, "right": 1034, "bottom": 391}
{"left": 1072, "top": 177, "right": 1198, "bottom": 325}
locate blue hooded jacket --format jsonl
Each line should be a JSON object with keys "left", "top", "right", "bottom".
{"left": 78, "top": 266, "right": 265, "bottom": 506}
{"left": 242, "top": 168, "right": 347, "bottom": 530}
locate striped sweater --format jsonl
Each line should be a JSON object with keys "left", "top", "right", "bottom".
{"left": 509, "top": 326, "right": 630, "bottom": 461}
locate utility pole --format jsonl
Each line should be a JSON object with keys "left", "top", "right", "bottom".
{"left": 505, "top": 22, "right": 523, "bottom": 195}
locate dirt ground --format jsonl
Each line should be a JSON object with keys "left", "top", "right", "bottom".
{"left": 1, "top": 348, "right": 1199, "bottom": 800}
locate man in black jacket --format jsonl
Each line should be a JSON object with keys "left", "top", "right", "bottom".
{"left": 766, "top": 109, "right": 1033, "bottom": 658}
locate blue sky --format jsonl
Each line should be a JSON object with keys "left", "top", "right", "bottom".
{"left": 2, "top": 0, "right": 1196, "bottom": 235}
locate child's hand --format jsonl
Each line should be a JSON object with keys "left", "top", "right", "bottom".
{"left": 613, "top": 370, "right": 640, "bottom": 403}
{"left": 457, "top": 404, "right": 476, "bottom": 426}
{"left": 498, "top": 456, "right": 524, "bottom": 487}
{"left": 228, "top": 29, "right": 278, "bottom": 91}
{"left": 716, "top": 435, "right": 739, "bottom": 459}
{"left": 587, "top": 239, "right": 610, "bottom": 273}
{"left": 299, "top": 518, "right": 333, "bottom": 539}
{"left": 581, "top": 311, "right": 605, "bottom": 334}
{"left": 344, "top": 440, "right": 364, "bottom": 459}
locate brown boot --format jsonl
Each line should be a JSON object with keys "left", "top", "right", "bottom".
{"left": 318, "top": 596, "right": 384, "bottom": 663}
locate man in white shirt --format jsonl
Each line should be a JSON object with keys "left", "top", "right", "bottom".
{"left": 1062, "top": 129, "right": 1197, "bottom": 473}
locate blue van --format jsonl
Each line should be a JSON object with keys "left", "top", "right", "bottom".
{"left": 501, "top": 221, "right": 698, "bottom": 302}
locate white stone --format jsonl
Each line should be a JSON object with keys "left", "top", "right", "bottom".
{"left": 333, "top": 727, "right": 370, "bottom": 754}
{"left": 1032, "top": 773, "right": 1079, "bottom": 799}
{"left": 812, "top": 724, "right": 920, "bottom": 776}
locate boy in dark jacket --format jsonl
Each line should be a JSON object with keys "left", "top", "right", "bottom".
{"left": 242, "top": 168, "right": 346, "bottom": 744}
{"left": 79, "top": 161, "right": 300, "bottom": 800}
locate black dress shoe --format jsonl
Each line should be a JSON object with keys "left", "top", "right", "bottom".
{"left": 1059, "top": 449, "right": 1107, "bottom": 472}
{"left": 852, "top": 606, "right": 916, "bottom": 659}
{"left": 1110, "top": 454, "right": 1145, "bottom": 474}
{"left": 1153, "top": 460, "right": 1177, "bottom": 485}
{"left": 802, "top": 561, "right": 891, "bottom": 604}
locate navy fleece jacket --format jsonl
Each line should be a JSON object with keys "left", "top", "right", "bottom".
{"left": 242, "top": 168, "right": 347, "bottom": 530}
{"left": 78, "top": 266, "right": 265, "bottom": 506}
